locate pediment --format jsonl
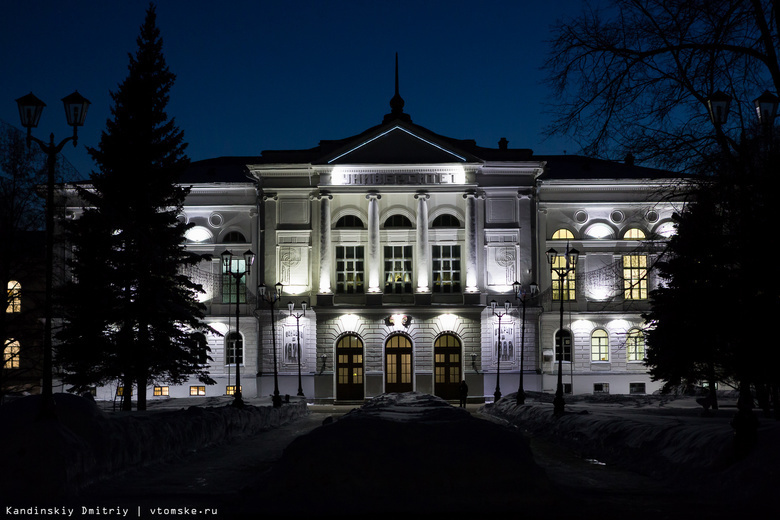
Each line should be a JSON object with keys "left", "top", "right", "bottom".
{"left": 319, "top": 124, "right": 478, "bottom": 165}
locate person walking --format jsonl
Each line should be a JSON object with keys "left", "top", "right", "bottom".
{"left": 458, "top": 380, "right": 469, "bottom": 408}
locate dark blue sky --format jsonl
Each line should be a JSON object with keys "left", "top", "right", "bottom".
{"left": 1, "top": 1, "right": 588, "bottom": 178}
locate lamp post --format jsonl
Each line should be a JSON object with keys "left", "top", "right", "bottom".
{"left": 221, "top": 249, "right": 255, "bottom": 408}
{"left": 287, "top": 301, "right": 308, "bottom": 397}
{"left": 546, "top": 244, "right": 579, "bottom": 415}
{"left": 490, "top": 299, "right": 512, "bottom": 403}
{"left": 15, "top": 91, "right": 90, "bottom": 418}
{"left": 258, "top": 282, "right": 284, "bottom": 408}
{"left": 513, "top": 281, "right": 539, "bottom": 405}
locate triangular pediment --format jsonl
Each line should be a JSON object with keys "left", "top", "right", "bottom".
{"left": 320, "top": 124, "right": 478, "bottom": 165}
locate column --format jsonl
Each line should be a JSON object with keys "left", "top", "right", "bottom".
{"left": 415, "top": 192, "right": 430, "bottom": 292}
{"left": 367, "top": 192, "right": 382, "bottom": 293}
{"left": 317, "top": 193, "right": 333, "bottom": 294}
{"left": 464, "top": 191, "right": 479, "bottom": 292}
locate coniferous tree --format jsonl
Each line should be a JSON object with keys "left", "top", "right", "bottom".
{"left": 57, "top": 4, "right": 214, "bottom": 410}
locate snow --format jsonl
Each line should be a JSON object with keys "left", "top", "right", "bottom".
{"left": 0, "top": 393, "right": 308, "bottom": 503}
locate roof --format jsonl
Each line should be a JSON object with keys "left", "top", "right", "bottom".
{"left": 534, "top": 154, "right": 684, "bottom": 181}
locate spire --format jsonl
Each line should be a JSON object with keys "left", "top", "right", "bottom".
{"left": 384, "top": 52, "right": 412, "bottom": 123}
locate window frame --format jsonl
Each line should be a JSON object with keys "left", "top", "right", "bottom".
{"left": 3, "top": 339, "right": 20, "bottom": 369}
{"left": 432, "top": 244, "right": 461, "bottom": 293}
{"left": 623, "top": 254, "right": 648, "bottom": 300}
{"left": 551, "top": 256, "right": 576, "bottom": 301}
{"left": 226, "top": 331, "right": 244, "bottom": 366}
{"left": 591, "top": 329, "right": 609, "bottom": 362}
{"left": 626, "top": 329, "right": 646, "bottom": 362}
{"left": 384, "top": 245, "right": 413, "bottom": 294}
{"left": 221, "top": 258, "right": 247, "bottom": 304}
{"left": 6, "top": 281, "right": 21, "bottom": 313}
{"left": 335, "top": 245, "right": 365, "bottom": 294}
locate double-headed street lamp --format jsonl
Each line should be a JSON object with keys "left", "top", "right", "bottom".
{"left": 547, "top": 244, "right": 579, "bottom": 415}
{"left": 513, "top": 281, "right": 539, "bottom": 405}
{"left": 490, "top": 299, "right": 512, "bottom": 403}
{"left": 221, "top": 249, "right": 255, "bottom": 408}
{"left": 258, "top": 282, "right": 284, "bottom": 408}
{"left": 15, "top": 91, "right": 90, "bottom": 417}
{"left": 287, "top": 301, "right": 308, "bottom": 397}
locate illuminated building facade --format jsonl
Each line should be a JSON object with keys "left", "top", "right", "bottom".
{"left": 62, "top": 92, "right": 687, "bottom": 403}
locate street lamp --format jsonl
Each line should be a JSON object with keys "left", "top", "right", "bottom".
{"left": 221, "top": 249, "right": 255, "bottom": 408}
{"left": 547, "top": 244, "right": 579, "bottom": 415}
{"left": 258, "top": 281, "right": 284, "bottom": 408}
{"left": 287, "top": 301, "right": 308, "bottom": 397}
{"left": 490, "top": 299, "right": 512, "bottom": 403}
{"left": 513, "top": 281, "right": 539, "bottom": 405}
{"left": 15, "top": 91, "right": 90, "bottom": 418}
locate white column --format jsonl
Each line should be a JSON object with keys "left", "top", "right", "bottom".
{"left": 318, "top": 193, "right": 333, "bottom": 294}
{"left": 367, "top": 192, "right": 382, "bottom": 293}
{"left": 464, "top": 191, "right": 479, "bottom": 292}
{"left": 415, "top": 192, "right": 430, "bottom": 292}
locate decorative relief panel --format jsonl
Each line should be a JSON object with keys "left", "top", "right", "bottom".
{"left": 282, "top": 324, "right": 306, "bottom": 367}
{"left": 492, "top": 321, "right": 515, "bottom": 362}
{"left": 278, "top": 246, "right": 309, "bottom": 287}
{"left": 278, "top": 198, "right": 310, "bottom": 224}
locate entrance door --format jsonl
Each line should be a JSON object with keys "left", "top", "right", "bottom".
{"left": 336, "top": 334, "right": 364, "bottom": 400}
{"left": 434, "top": 333, "right": 461, "bottom": 400}
{"left": 385, "top": 334, "right": 413, "bottom": 393}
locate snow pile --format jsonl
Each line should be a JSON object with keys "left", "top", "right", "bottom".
{"left": 482, "top": 392, "right": 780, "bottom": 502}
{"left": 247, "top": 392, "right": 552, "bottom": 515}
{"left": 0, "top": 393, "right": 308, "bottom": 502}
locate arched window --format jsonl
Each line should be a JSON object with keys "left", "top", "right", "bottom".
{"left": 384, "top": 214, "right": 413, "bottom": 228}
{"left": 226, "top": 332, "right": 243, "bottom": 365}
{"left": 551, "top": 229, "right": 574, "bottom": 240}
{"left": 222, "top": 231, "right": 247, "bottom": 243}
{"left": 6, "top": 281, "right": 20, "bottom": 313}
{"left": 626, "top": 329, "right": 645, "bottom": 361}
{"left": 624, "top": 228, "right": 646, "bottom": 240}
{"left": 4, "top": 339, "right": 19, "bottom": 369}
{"left": 335, "top": 215, "right": 364, "bottom": 228}
{"left": 432, "top": 214, "right": 460, "bottom": 227}
{"left": 584, "top": 223, "right": 614, "bottom": 239}
{"left": 591, "top": 329, "right": 609, "bottom": 361}
{"left": 555, "top": 330, "right": 572, "bottom": 362}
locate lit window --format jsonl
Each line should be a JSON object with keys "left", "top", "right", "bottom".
{"left": 226, "top": 385, "right": 242, "bottom": 395}
{"left": 384, "top": 245, "right": 413, "bottom": 294}
{"left": 584, "top": 223, "right": 614, "bottom": 239}
{"left": 626, "top": 329, "right": 646, "bottom": 361}
{"left": 116, "top": 386, "right": 133, "bottom": 396}
{"left": 623, "top": 255, "right": 648, "bottom": 300}
{"left": 190, "top": 386, "right": 206, "bottom": 396}
{"left": 335, "top": 215, "right": 364, "bottom": 228}
{"left": 551, "top": 256, "right": 576, "bottom": 301}
{"left": 226, "top": 332, "right": 243, "bottom": 365}
{"left": 222, "top": 258, "right": 247, "bottom": 303}
{"left": 6, "top": 281, "right": 20, "bottom": 313}
{"left": 432, "top": 245, "right": 461, "bottom": 293}
{"left": 3, "top": 339, "right": 20, "bottom": 368}
{"left": 336, "top": 246, "right": 364, "bottom": 294}
{"left": 591, "top": 329, "right": 609, "bottom": 361}
{"left": 551, "top": 229, "right": 574, "bottom": 240}
{"left": 555, "top": 330, "right": 572, "bottom": 362}
{"left": 624, "top": 228, "right": 646, "bottom": 240}
{"left": 432, "top": 214, "right": 460, "bottom": 227}
{"left": 153, "top": 386, "right": 169, "bottom": 396}
{"left": 185, "top": 226, "right": 213, "bottom": 243}
{"left": 384, "top": 214, "right": 413, "bottom": 228}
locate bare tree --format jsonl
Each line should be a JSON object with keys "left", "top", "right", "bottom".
{"left": 544, "top": 0, "right": 780, "bottom": 171}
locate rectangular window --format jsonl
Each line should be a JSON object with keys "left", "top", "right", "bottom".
{"left": 629, "top": 382, "right": 646, "bottom": 395}
{"left": 153, "top": 386, "right": 169, "bottom": 396}
{"left": 551, "top": 257, "right": 576, "bottom": 301}
{"left": 6, "top": 281, "right": 21, "bottom": 313}
{"left": 222, "top": 259, "right": 247, "bottom": 304}
{"left": 384, "top": 245, "right": 413, "bottom": 294}
{"left": 190, "top": 386, "right": 206, "bottom": 396}
{"left": 336, "top": 246, "right": 365, "bottom": 294}
{"left": 594, "top": 383, "right": 610, "bottom": 394}
{"left": 432, "top": 245, "right": 461, "bottom": 293}
{"left": 226, "top": 385, "right": 242, "bottom": 395}
{"left": 116, "top": 386, "right": 133, "bottom": 396}
{"left": 623, "top": 255, "right": 648, "bottom": 300}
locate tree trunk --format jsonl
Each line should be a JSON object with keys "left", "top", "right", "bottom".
{"left": 121, "top": 374, "right": 133, "bottom": 411}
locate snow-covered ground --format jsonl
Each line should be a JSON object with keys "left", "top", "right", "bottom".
{"left": 0, "top": 393, "right": 307, "bottom": 503}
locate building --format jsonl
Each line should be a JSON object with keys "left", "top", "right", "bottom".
{"left": 62, "top": 86, "right": 688, "bottom": 403}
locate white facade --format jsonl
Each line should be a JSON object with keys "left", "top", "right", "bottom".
{"left": 62, "top": 104, "right": 688, "bottom": 403}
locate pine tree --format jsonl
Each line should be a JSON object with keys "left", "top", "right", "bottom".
{"left": 57, "top": 4, "right": 214, "bottom": 410}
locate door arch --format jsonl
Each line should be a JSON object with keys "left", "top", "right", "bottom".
{"left": 434, "top": 333, "right": 461, "bottom": 400}
{"left": 336, "top": 334, "right": 364, "bottom": 400}
{"left": 385, "top": 334, "right": 413, "bottom": 393}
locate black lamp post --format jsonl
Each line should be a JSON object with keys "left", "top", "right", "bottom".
{"left": 258, "top": 282, "right": 284, "bottom": 408}
{"left": 287, "top": 301, "right": 308, "bottom": 397}
{"left": 513, "top": 281, "right": 539, "bottom": 405}
{"left": 490, "top": 299, "right": 511, "bottom": 403}
{"left": 221, "top": 249, "right": 255, "bottom": 408}
{"left": 546, "top": 244, "right": 579, "bottom": 415}
{"left": 15, "top": 91, "right": 90, "bottom": 418}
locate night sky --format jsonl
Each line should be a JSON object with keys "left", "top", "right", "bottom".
{"left": 1, "top": 0, "right": 587, "bottom": 178}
